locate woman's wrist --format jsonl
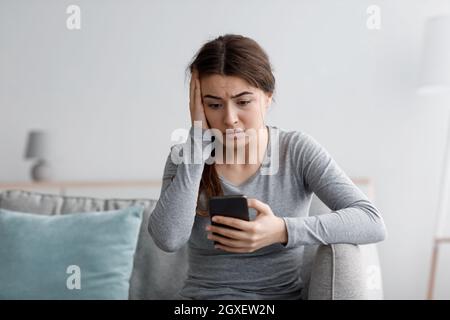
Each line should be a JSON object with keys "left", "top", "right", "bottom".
{"left": 276, "top": 217, "right": 288, "bottom": 245}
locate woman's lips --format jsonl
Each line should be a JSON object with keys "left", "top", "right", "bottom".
{"left": 225, "top": 129, "right": 245, "bottom": 139}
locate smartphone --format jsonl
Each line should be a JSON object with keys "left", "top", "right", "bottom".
{"left": 209, "top": 195, "right": 249, "bottom": 244}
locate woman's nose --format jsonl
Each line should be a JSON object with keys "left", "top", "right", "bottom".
{"left": 223, "top": 105, "right": 239, "bottom": 126}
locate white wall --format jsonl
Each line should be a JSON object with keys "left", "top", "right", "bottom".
{"left": 1, "top": 0, "right": 450, "bottom": 299}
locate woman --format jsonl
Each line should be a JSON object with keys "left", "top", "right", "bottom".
{"left": 148, "top": 34, "right": 386, "bottom": 300}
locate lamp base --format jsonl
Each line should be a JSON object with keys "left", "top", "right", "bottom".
{"left": 31, "top": 159, "right": 51, "bottom": 182}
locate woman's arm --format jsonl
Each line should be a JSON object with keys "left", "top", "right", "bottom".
{"left": 282, "top": 132, "right": 387, "bottom": 249}
{"left": 148, "top": 126, "right": 210, "bottom": 252}
{"left": 149, "top": 68, "right": 211, "bottom": 252}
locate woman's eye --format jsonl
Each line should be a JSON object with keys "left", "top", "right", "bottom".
{"left": 207, "top": 101, "right": 250, "bottom": 109}
{"left": 238, "top": 100, "right": 251, "bottom": 106}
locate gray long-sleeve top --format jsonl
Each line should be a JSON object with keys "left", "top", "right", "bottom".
{"left": 148, "top": 125, "right": 387, "bottom": 300}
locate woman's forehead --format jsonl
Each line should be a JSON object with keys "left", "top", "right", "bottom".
{"left": 200, "top": 74, "right": 258, "bottom": 98}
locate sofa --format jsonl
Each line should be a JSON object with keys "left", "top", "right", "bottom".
{"left": 0, "top": 189, "right": 383, "bottom": 300}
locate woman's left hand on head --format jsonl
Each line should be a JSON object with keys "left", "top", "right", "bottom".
{"left": 205, "top": 198, "right": 288, "bottom": 253}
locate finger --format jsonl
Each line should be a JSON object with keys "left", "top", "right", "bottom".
{"left": 195, "top": 78, "right": 202, "bottom": 104}
{"left": 189, "top": 69, "right": 197, "bottom": 110}
{"left": 192, "top": 67, "right": 198, "bottom": 79}
{"left": 207, "top": 225, "right": 249, "bottom": 240}
{"left": 207, "top": 233, "right": 246, "bottom": 248}
{"left": 247, "top": 198, "right": 270, "bottom": 213}
{"left": 195, "top": 79, "right": 204, "bottom": 126}
{"left": 212, "top": 215, "right": 252, "bottom": 231}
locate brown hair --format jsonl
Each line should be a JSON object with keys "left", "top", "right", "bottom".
{"left": 186, "top": 34, "right": 276, "bottom": 217}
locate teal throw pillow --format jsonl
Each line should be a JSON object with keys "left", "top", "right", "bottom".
{"left": 0, "top": 206, "right": 143, "bottom": 299}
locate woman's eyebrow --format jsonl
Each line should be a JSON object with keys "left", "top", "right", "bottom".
{"left": 203, "top": 91, "right": 254, "bottom": 100}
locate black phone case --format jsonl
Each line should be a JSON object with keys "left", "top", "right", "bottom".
{"left": 208, "top": 195, "right": 249, "bottom": 245}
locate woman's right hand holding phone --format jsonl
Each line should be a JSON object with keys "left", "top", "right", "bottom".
{"left": 189, "top": 68, "right": 209, "bottom": 130}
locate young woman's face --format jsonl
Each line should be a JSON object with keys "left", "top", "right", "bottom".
{"left": 200, "top": 74, "right": 272, "bottom": 147}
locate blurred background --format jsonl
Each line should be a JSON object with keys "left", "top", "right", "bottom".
{"left": 1, "top": 0, "right": 450, "bottom": 299}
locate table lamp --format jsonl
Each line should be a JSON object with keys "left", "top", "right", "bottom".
{"left": 417, "top": 15, "right": 450, "bottom": 300}
{"left": 24, "top": 130, "right": 51, "bottom": 182}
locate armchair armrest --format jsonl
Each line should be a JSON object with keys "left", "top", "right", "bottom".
{"left": 307, "top": 244, "right": 367, "bottom": 300}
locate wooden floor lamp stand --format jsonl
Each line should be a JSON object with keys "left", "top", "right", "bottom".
{"left": 427, "top": 111, "right": 450, "bottom": 300}
{"left": 427, "top": 238, "right": 450, "bottom": 299}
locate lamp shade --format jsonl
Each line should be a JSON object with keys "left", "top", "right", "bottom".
{"left": 418, "top": 15, "right": 450, "bottom": 95}
{"left": 24, "top": 130, "right": 49, "bottom": 159}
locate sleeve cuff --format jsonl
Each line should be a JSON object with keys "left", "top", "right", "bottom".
{"left": 281, "top": 216, "right": 306, "bottom": 249}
